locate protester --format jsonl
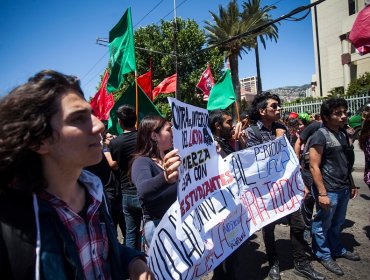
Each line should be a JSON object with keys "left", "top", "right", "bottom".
{"left": 308, "top": 97, "right": 360, "bottom": 276}
{"left": 359, "top": 113, "right": 370, "bottom": 189}
{"left": 92, "top": 129, "right": 126, "bottom": 240}
{"left": 361, "top": 103, "right": 370, "bottom": 120}
{"left": 85, "top": 149, "right": 126, "bottom": 242}
{"left": 0, "top": 70, "right": 153, "bottom": 279}
{"left": 208, "top": 109, "right": 248, "bottom": 280}
{"left": 294, "top": 116, "right": 323, "bottom": 245}
{"left": 131, "top": 115, "right": 181, "bottom": 247}
{"left": 240, "top": 111, "right": 250, "bottom": 130}
{"left": 246, "top": 92, "right": 324, "bottom": 280}
{"left": 109, "top": 105, "right": 142, "bottom": 250}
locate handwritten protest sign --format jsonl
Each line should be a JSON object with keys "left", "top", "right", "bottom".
{"left": 169, "top": 97, "right": 223, "bottom": 220}
{"left": 147, "top": 99, "right": 304, "bottom": 280}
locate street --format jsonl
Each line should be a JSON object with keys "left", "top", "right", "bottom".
{"left": 202, "top": 142, "right": 369, "bottom": 280}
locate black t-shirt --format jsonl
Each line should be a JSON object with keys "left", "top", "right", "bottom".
{"left": 85, "top": 152, "right": 120, "bottom": 200}
{"left": 308, "top": 127, "right": 350, "bottom": 191}
{"left": 109, "top": 131, "right": 138, "bottom": 194}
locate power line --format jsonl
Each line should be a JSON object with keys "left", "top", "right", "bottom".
{"left": 158, "top": 0, "right": 190, "bottom": 23}
{"left": 187, "top": 0, "right": 326, "bottom": 57}
{"left": 134, "top": 0, "right": 165, "bottom": 28}
{"left": 82, "top": 0, "right": 170, "bottom": 86}
{"left": 80, "top": 50, "right": 108, "bottom": 81}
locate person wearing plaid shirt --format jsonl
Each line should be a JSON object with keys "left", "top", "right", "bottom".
{"left": 0, "top": 70, "right": 154, "bottom": 280}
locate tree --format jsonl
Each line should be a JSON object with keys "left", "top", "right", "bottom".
{"left": 135, "top": 18, "right": 224, "bottom": 113}
{"left": 346, "top": 72, "right": 370, "bottom": 96}
{"left": 204, "top": 0, "right": 278, "bottom": 106}
{"left": 241, "top": 0, "right": 278, "bottom": 93}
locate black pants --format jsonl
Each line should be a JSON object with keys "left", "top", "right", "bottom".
{"left": 301, "top": 192, "right": 315, "bottom": 230}
{"left": 263, "top": 209, "right": 307, "bottom": 266}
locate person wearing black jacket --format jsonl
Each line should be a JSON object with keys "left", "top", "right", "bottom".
{"left": 0, "top": 70, "right": 153, "bottom": 279}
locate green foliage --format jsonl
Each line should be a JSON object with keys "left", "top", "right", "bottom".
{"left": 135, "top": 18, "right": 224, "bottom": 115}
{"left": 327, "top": 86, "right": 344, "bottom": 96}
{"left": 204, "top": 0, "right": 279, "bottom": 106}
{"left": 153, "top": 94, "right": 174, "bottom": 121}
{"left": 284, "top": 72, "right": 370, "bottom": 106}
{"left": 346, "top": 72, "right": 370, "bottom": 96}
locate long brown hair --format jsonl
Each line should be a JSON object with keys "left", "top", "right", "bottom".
{"left": 133, "top": 115, "right": 168, "bottom": 160}
{"left": 359, "top": 113, "right": 370, "bottom": 151}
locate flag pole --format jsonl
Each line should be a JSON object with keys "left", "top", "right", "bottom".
{"left": 226, "top": 58, "right": 240, "bottom": 122}
{"left": 135, "top": 71, "right": 139, "bottom": 128}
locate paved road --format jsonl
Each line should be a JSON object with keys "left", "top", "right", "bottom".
{"left": 202, "top": 143, "right": 369, "bottom": 280}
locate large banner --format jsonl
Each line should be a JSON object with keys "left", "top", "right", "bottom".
{"left": 147, "top": 99, "right": 304, "bottom": 280}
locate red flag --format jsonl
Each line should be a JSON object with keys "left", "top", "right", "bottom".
{"left": 137, "top": 70, "right": 153, "bottom": 100}
{"left": 349, "top": 5, "right": 370, "bottom": 55}
{"left": 196, "top": 64, "right": 215, "bottom": 101}
{"left": 90, "top": 71, "right": 114, "bottom": 120}
{"left": 152, "top": 73, "right": 177, "bottom": 99}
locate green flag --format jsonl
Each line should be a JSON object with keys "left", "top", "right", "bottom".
{"left": 207, "top": 69, "right": 236, "bottom": 111}
{"left": 107, "top": 8, "right": 136, "bottom": 93}
{"left": 108, "top": 83, "right": 163, "bottom": 135}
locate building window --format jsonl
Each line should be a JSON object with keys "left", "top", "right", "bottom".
{"left": 348, "top": 0, "right": 358, "bottom": 15}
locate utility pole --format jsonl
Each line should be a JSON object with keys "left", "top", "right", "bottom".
{"left": 173, "top": 0, "right": 180, "bottom": 100}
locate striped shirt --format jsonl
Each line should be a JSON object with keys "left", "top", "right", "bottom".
{"left": 38, "top": 171, "right": 111, "bottom": 280}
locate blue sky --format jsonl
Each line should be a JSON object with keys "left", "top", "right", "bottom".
{"left": 0, "top": 0, "right": 314, "bottom": 99}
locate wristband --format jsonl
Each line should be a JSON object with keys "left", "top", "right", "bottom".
{"left": 318, "top": 193, "right": 328, "bottom": 197}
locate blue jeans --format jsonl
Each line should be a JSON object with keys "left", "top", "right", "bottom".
{"left": 122, "top": 194, "right": 142, "bottom": 249}
{"left": 144, "top": 219, "right": 161, "bottom": 247}
{"left": 312, "top": 187, "right": 350, "bottom": 261}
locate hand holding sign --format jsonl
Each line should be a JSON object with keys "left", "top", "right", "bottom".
{"left": 163, "top": 149, "right": 181, "bottom": 184}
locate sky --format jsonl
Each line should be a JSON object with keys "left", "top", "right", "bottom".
{"left": 0, "top": 0, "right": 315, "bottom": 100}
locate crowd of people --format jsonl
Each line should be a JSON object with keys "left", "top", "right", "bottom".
{"left": 0, "top": 70, "right": 369, "bottom": 280}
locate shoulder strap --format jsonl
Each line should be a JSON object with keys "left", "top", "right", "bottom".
{"left": 250, "top": 125, "right": 263, "bottom": 144}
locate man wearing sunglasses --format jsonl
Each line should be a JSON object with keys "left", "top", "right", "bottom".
{"left": 246, "top": 93, "right": 324, "bottom": 280}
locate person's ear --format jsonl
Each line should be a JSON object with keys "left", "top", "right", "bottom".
{"left": 259, "top": 108, "right": 266, "bottom": 116}
{"left": 214, "top": 121, "right": 222, "bottom": 131}
{"left": 33, "top": 139, "right": 51, "bottom": 155}
{"left": 151, "top": 131, "right": 157, "bottom": 142}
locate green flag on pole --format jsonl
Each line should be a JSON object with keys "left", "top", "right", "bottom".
{"left": 107, "top": 7, "right": 136, "bottom": 93}
{"left": 206, "top": 69, "right": 236, "bottom": 111}
{"left": 108, "top": 83, "right": 163, "bottom": 135}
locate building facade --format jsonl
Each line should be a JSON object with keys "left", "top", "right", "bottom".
{"left": 311, "top": 0, "right": 370, "bottom": 97}
{"left": 240, "top": 75, "right": 258, "bottom": 102}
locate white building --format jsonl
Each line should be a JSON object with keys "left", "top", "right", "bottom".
{"left": 240, "top": 76, "right": 258, "bottom": 102}
{"left": 311, "top": 0, "right": 370, "bottom": 97}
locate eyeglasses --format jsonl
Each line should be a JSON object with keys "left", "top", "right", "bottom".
{"left": 269, "top": 103, "right": 282, "bottom": 110}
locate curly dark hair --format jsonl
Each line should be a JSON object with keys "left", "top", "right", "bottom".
{"left": 249, "top": 92, "right": 281, "bottom": 122}
{"left": 320, "top": 97, "right": 348, "bottom": 124}
{"left": 0, "top": 70, "right": 84, "bottom": 192}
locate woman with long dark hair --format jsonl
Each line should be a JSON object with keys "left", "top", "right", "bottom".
{"left": 359, "top": 113, "right": 370, "bottom": 189}
{"left": 0, "top": 70, "right": 153, "bottom": 280}
{"left": 131, "top": 115, "right": 181, "bottom": 246}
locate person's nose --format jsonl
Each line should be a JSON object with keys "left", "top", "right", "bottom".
{"left": 92, "top": 115, "right": 105, "bottom": 134}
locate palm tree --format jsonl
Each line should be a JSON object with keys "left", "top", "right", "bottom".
{"left": 241, "top": 0, "right": 278, "bottom": 93}
{"left": 204, "top": 0, "right": 278, "bottom": 107}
